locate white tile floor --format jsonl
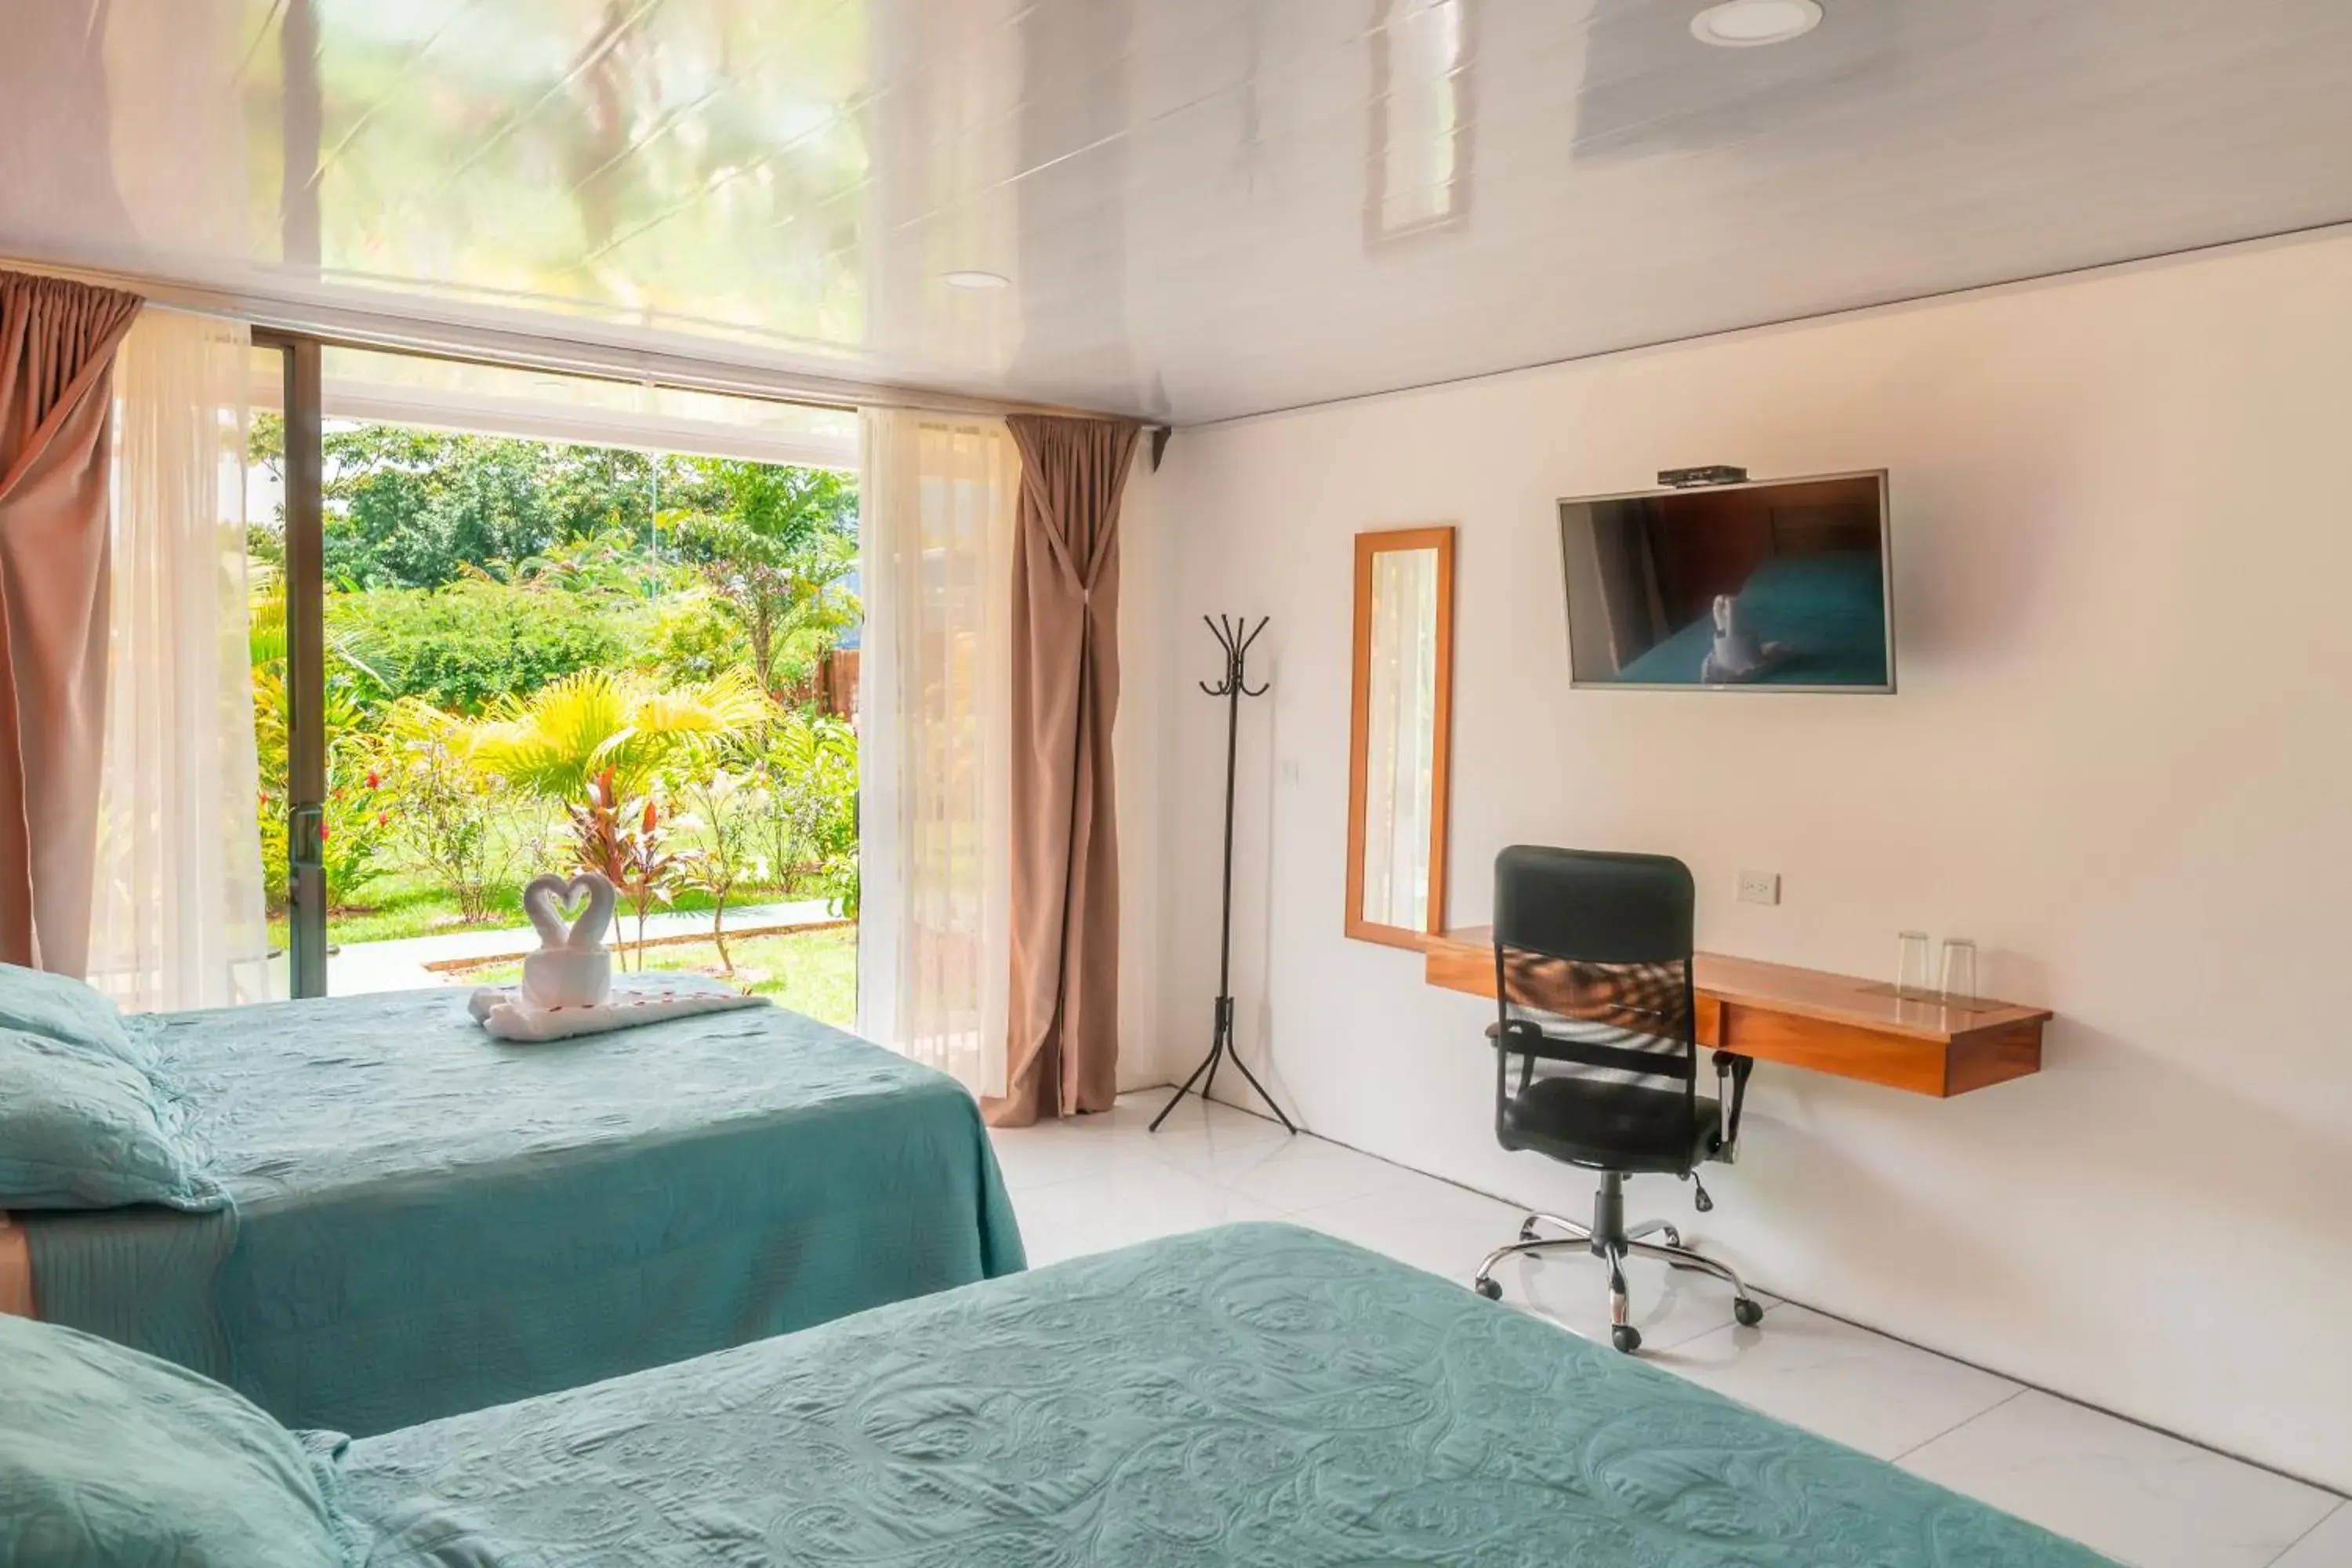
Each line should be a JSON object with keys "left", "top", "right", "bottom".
{"left": 989, "top": 1092, "right": 2350, "bottom": 1568}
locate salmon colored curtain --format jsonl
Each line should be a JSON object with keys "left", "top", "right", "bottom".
{"left": 986, "top": 415, "right": 1142, "bottom": 1127}
{"left": 0, "top": 272, "right": 144, "bottom": 975}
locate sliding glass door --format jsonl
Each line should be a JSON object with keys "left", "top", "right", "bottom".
{"left": 249, "top": 336, "right": 860, "bottom": 1018}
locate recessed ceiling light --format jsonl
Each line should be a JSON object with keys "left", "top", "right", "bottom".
{"left": 942, "top": 270, "right": 1011, "bottom": 291}
{"left": 1690, "top": 0, "right": 1822, "bottom": 47}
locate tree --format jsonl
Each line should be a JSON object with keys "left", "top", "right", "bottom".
{"left": 667, "top": 462, "right": 858, "bottom": 696}
{"left": 313, "top": 428, "right": 728, "bottom": 590}
{"left": 673, "top": 768, "right": 770, "bottom": 975}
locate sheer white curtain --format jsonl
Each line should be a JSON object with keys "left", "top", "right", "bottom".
{"left": 857, "top": 408, "right": 1016, "bottom": 1096}
{"left": 88, "top": 310, "right": 270, "bottom": 1011}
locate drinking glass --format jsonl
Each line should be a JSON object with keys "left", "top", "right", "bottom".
{"left": 1939, "top": 938, "right": 1978, "bottom": 1004}
{"left": 1896, "top": 931, "right": 1932, "bottom": 998}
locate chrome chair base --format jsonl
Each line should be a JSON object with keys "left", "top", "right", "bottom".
{"left": 1472, "top": 1192, "right": 1764, "bottom": 1353}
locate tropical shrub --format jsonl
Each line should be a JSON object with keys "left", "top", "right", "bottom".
{"left": 376, "top": 699, "right": 517, "bottom": 924}
{"left": 757, "top": 709, "right": 858, "bottom": 906}
{"left": 320, "top": 747, "right": 394, "bottom": 905}
{"left": 564, "top": 771, "right": 678, "bottom": 967}
{"left": 632, "top": 586, "right": 750, "bottom": 684}
{"left": 615, "top": 794, "right": 682, "bottom": 967}
{"left": 252, "top": 666, "right": 393, "bottom": 912}
{"left": 328, "top": 578, "right": 629, "bottom": 713}
{"left": 566, "top": 769, "right": 633, "bottom": 891}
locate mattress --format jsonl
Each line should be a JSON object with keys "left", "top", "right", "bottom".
{"left": 24, "top": 988, "right": 1023, "bottom": 1437}
{"left": 333, "top": 1223, "right": 2114, "bottom": 1566}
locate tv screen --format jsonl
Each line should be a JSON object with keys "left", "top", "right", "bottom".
{"left": 1559, "top": 471, "right": 1893, "bottom": 692}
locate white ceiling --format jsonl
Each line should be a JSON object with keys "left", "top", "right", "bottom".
{"left": 3, "top": 0, "right": 2350, "bottom": 424}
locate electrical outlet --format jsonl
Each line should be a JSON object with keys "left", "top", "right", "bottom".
{"left": 1737, "top": 870, "right": 1780, "bottom": 906}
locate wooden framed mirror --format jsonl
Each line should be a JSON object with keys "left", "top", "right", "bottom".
{"left": 1346, "top": 525, "right": 1456, "bottom": 949}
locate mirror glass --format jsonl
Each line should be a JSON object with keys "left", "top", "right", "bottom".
{"left": 1361, "top": 548, "right": 1441, "bottom": 927}
{"left": 1347, "top": 527, "right": 1454, "bottom": 948}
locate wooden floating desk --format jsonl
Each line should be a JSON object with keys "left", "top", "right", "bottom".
{"left": 1423, "top": 927, "right": 2051, "bottom": 1098}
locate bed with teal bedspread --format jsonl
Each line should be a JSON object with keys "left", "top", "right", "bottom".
{"left": 332, "top": 1223, "right": 2112, "bottom": 1566}
{"left": 24, "top": 989, "right": 1023, "bottom": 1437}
{"left": 1613, "top": 551, "right": 1890, "bottom": 687}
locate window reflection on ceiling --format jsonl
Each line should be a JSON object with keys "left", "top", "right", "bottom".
{"left": 4, "top": 0, "right": 865, "bottom": 356}
{"left": 1368, "top": 0, "right": 1472, "bottom": 245}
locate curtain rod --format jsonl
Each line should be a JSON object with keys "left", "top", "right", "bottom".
{"left": 1, "top": 254, "right": 1109, "bottom": 423}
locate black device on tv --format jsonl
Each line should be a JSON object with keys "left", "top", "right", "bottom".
{"left": 1657, "top": 464, "right": 1748, "bottom": 488}
{"left": 1559, "top": 470, "right": 1894, "bottom": 693}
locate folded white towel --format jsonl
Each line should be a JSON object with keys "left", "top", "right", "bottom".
{"left": 468, "top": 972, "right": 768, "bottom": 1042}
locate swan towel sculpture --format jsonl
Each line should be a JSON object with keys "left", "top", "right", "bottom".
{"left": 470, "top": 872, "right": 766, "bottom": 1041}
{"left": 1697, "top": 593, "right": 1795, "bottom": 685}
{"left": 521, "top": 872, "right": 617, "bottom": 1009}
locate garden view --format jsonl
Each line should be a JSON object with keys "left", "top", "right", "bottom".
{"left": 249, "top": 417, "right": 861, "bottom": 1024}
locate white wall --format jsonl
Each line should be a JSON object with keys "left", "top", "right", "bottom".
{"left": 1146, "top": 230, "right": 2352, "bottom": 1490}
{"left": 1114, "top": 453, "right": 1171, "bottom": 1094}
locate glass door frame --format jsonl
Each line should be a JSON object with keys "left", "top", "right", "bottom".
{"left": 253, "top": 331, "right": 329, "bottom": 996}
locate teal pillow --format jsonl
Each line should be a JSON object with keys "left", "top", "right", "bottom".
{"left": 0, "top": 1312, "right": 350, "bottom": 1567}
{"left": 0, "top": 960, "right": 138, "bottom": 1064}
{"left": 0, "top": 1029, "right": 221, "bottom": 1210}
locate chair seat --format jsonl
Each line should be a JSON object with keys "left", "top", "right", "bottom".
{"left": 1501, "top": 1076, "right": 1719, "bottom": 1174}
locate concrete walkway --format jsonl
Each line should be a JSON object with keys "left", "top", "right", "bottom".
{"left": 318, "top": 897, "right": 840, "bottom": 995}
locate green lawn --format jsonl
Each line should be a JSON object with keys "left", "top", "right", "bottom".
{"left": 450, "top": 924, "right": 858, "bottom": 1031}
{"left": 270, "top": 868, "right": 823, "bottom": 948}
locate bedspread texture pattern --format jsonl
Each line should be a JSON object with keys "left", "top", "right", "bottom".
{"left": 337, "top": 1224, "right": 2112, "bottom": 1567}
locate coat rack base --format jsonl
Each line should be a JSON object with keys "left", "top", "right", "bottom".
{"left": 1151, "top": 996, "right": 1297, "bottom": 1134}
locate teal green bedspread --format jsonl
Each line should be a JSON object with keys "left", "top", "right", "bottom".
{"left": 334, "top": 1224, "right": 2112, "bottom": 1566}
{"left": 25, "top": 989, "right": 1023, "bottom": 1438}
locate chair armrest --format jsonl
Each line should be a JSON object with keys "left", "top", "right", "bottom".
{"left": 1486, "top": 1018, "right": 1580, "bottom": 1062}
{"left": 1491, "top": 1018, "right": 1698, "bottom": 1080}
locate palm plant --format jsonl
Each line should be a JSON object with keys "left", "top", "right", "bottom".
{"left": 466, "top": 668, "right": 766, "bottom": 803}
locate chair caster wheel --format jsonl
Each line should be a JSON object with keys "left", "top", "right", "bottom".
{"left": 1733, "top": 1298, "right": 1764, "bottom": 1327}
{"left": 1518, "top": 1220, "right": 1539, "bottom": 1243}
{"left": 1611, "top": 1323, "right": 1642, "bottom": 1354}
{"left": 1474, "top": 1276, "right": 1502, "bottom": 1301}
{"left": 1660, "top": 1225, "right": 1682, "bottom": 1247}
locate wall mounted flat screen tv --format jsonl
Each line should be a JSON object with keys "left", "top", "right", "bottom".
{"left": 1559, "top": 470, "right": 1893, "bottom": 692}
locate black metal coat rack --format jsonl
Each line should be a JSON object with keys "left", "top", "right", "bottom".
{"left": 1152, "top": 615, "right": 1296, "bottom": 1134}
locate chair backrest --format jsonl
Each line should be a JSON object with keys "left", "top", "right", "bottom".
{"left": 1491, "top": 845, "right": 1699, "bottom": 1098}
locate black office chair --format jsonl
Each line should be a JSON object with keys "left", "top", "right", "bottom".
{"left": 1470, "top": 845, "right": 1764, "bottom": 1352}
